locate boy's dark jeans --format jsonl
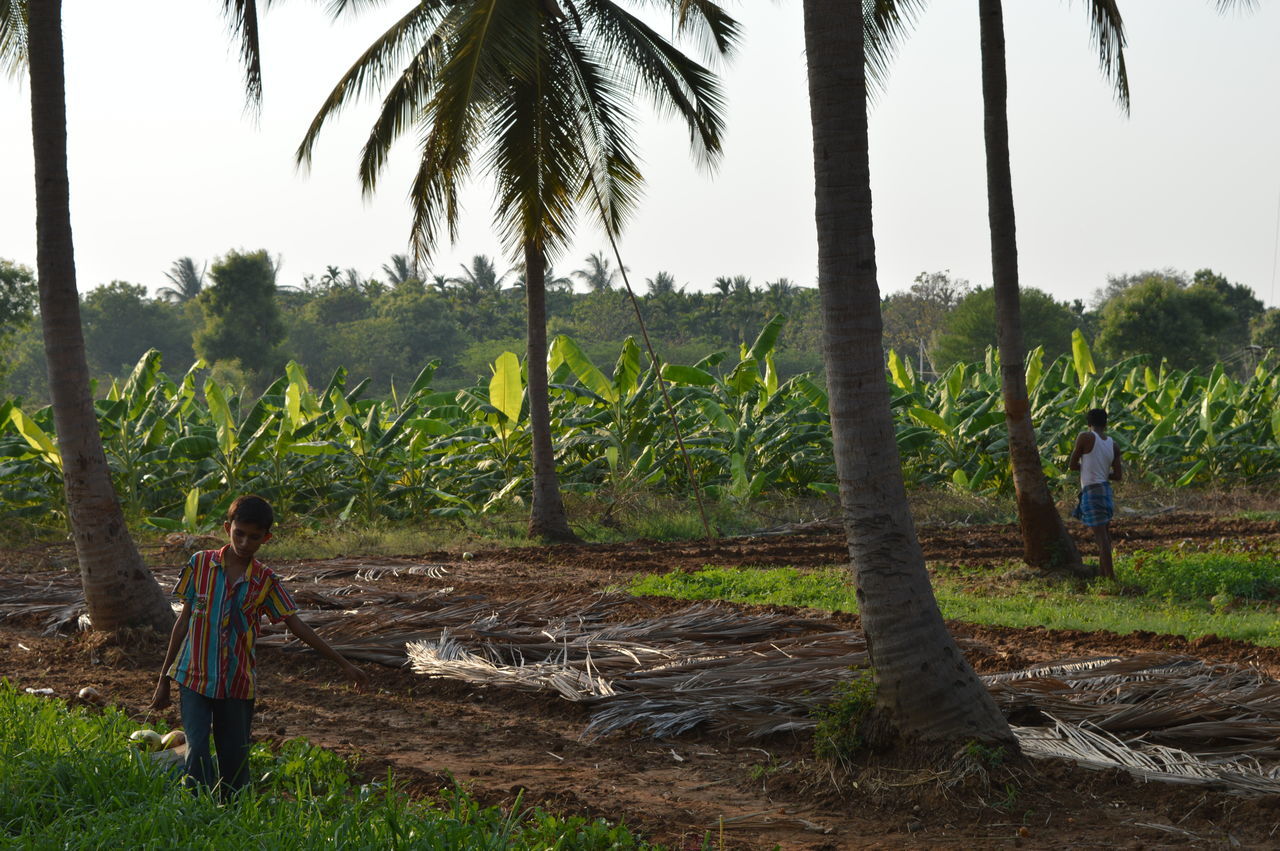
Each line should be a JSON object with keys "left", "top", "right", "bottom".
{"left": 179, "top": 685, "right": 254, "bottom": 797}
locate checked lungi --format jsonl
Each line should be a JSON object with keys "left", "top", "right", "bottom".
{"left": 1072, "top": 482, "right": 1114, "bottom": 527}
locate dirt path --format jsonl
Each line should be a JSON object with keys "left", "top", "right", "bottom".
{"left": 4, "top": 513, "right": 1280, "bottom": 848}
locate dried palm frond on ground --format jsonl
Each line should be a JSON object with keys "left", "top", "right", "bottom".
{"left": 1015, "top": 717, "right": 1280, "bottom": 794}
{"left": 279, "top": 559, "right": 450, "bottom": 582}
{"left": 0, "top": 573, "right": 88, "bottom": 634}
{"left": 985, "top": 654, "right": 1280, "bottom": 759}
{"left": 11, "top": 562, "right": 1280, "bottom": 793}
{"left": 393, "top": 597, "right": 1280, "bottom": 793}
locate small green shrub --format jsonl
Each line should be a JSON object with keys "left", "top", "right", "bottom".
{"left": 961, "top": 740, "right": 1008, "bottom": 768}
{"left": 812, "top": 671, "right": 877, "bottom": 760}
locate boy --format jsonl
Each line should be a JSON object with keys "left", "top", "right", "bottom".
{"left": 1068, "top": 408, "right": 1123, "bottom": 579}
{"left": 149, "top": 495, "right": 368, "bottom": 797}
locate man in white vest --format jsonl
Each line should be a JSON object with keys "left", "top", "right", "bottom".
{"left": 1068, "top": 408, "right": 1123, "bottom": 579}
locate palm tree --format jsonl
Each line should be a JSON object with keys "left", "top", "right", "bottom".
{"left": 799, "top": 0, "right": 1013, "bottom": 744}
{"left": 296, "top": 0, "right": 734, "bottom": 540}
{"left": 974, "top": 0, "right": 1109, "bottom": 572}
{"left": 511, "top": 263, "right": 573, "bottom": 294}
{"left": 763, "top": 277, "right": 797, "bottom": 313}
{"left": 157, "top": 257, "right": 206, "bottom": 303}
{"left": 572, "top": 251, "right": 622, "bottom": 293}
{"left": 870, "top": 2, "right": 1249, "bottom": 573}
{"left": 645, "top": 271, "right": 681, "bottom": 297}
{"left": 382, "top": 252, "right": 421, "bottom": 287}
{"left": 449, "top": 255, "right": 507, "bottom": 304}
{"left": 7, "top": 0, "right": 272, "bottom": 632}
{"left": 977, "top": 0, "right": 1252, "bottom": 570}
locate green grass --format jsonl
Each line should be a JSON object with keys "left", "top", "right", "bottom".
{"left": 1120, "top": 545, "right": 1280, "bottom": 602}
{"left": 0, "top": 682, "right": 653, "bottom": 850}
{"left": 1238, "top": 510, "right": 1280, "bottom": 523}
{"left": 628, "top": 545, "right": 1280, "bottom": 647}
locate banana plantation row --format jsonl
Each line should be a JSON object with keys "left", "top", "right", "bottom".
{"left": 2, "top": 320, "right": 1276, "bottom": 530}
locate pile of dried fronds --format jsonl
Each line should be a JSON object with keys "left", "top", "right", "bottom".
{"left": 0, "top": 573, "right": 90, "bottom": 634}
{"left": 11, "top": 562, "right": 1280, "bottom": 792}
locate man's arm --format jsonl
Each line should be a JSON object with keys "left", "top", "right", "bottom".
{"left": 1110, "top": 446, "right": 1123, "bottom": 482}
{"left": 283, "top": 613, "right": 370, "bottom": 690}
{"left": 149, "top": 601, "right": 189, "bottom": 711}
{"left": 1067, "top": 431, "right": 1094, "bottom": 471}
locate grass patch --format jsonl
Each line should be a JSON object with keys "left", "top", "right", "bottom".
{"left": 629, "top": 546, "right": 1280, "bottom": 647}
{"left": 1238, "top": 510, "right": 1280, "bottom": 523}
{"left": 0, "top": 681, "right": 652, "bottom": 849}
{"left": 1120, "top": 545, "right": 1280, "bottom": 602}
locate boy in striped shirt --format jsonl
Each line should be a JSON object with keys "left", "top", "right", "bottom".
{"left": 149, "top": 495, "right": 368, "bottom": 796}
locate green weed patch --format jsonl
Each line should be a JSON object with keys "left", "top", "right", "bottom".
{"left": 1117, "top": 546, "right": 1280, "bottom": 602}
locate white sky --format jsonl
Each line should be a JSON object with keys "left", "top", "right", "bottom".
{"left": 2, "top": 1, "right": 1278, "bottom": 307}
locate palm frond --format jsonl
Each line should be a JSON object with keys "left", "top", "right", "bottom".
{"left": 296, "top": 1, "right": 447, "bottom": 172}
{"left": 325, "top": 0, "right": 391, "bottom": 18}
{"left": 1015, "top": 716, "right": 1280, "bottom": 794}
{"left": 581, "top": 0, "right": 727, "bottom": 169}
{"left": 1081, "top": 0, "right": 1130, "bottom": 114}
{"left": 554, "top": 26, "right": 643, "bottom": 238}
{"left": 402, "top": 0, "right": 545, "bottom": 262}
{"left": 1210, "top": 0, "right": 1259, "bottom": 13}
{"left": 218, "top": 0, "right": 266, "bottom": 109}
{"left": 0, "top": 0, "right": 29, "bottom": 80}
{"left": 644, "top": 0, "right": 741, "bottom": 62}
{"left": 862, "top": 0, "right": 931, "bottom": 102}
{"left": 486, "top": 61, "right": 583, "bottom": 260}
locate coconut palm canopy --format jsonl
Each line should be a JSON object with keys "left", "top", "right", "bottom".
{"left": 296, "top": 0, "right": 737, "bottom": 266}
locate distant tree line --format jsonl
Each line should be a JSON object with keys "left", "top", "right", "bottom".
{"left": 0, "top": 253, "right": 1273, "bottom": 403}
{"left": 882, "top": 267, "right": 1274, "bottom": 378}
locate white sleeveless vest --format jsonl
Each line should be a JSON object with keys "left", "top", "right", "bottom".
{"left": 1080, "top": 433, "right": 1114, "bottom": 488}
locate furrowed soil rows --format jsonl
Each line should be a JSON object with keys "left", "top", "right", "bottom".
{"left": 4, "top": 512, "right": 1280, "bottom": 848}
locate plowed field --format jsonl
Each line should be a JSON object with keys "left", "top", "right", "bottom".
{"left": 4, "top": 512, "right": 1280, "bottom": 848}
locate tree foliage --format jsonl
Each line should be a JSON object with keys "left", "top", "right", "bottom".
{"left": 881, "top": 270, "right": 970, "bottom": 375}
{"left": 1094, "top": 271, "right": 1236, "bottom": 370}
{"left": 932, "top": 286, "right": 1076, "bottom": 370}
{"left": 194, "top": 249, "right": 284, "bottom": 385}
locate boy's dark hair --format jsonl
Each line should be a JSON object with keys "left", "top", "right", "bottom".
{"left": 228, "top": 495, "right": 274, "bottom": 530}
{"left": 1086, "top": 408, "right": 1108, "bottom": 429}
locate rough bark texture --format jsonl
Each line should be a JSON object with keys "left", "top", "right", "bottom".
{"left": 523, "top": 241, "right": 577, "bottom": 542}
{"left": 801, "top": 0, "right": 1013, "bottom": 745}
{"left": 979, "top": 0, "right": 1085, "bottom": 575}
{"left": 28, "top": 0, "right": 173, "bottom": 633}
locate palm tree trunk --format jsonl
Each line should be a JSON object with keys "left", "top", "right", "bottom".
{"left": 979, "top": 0, "right": 1085, "bottom": 575}
{"left": 523, "top": 240, "right": 576, "bottom": 542}
{"left": 27, "top": 0, "right": 173, "bottom": 633}
{"left": 801, "top": 0, "right": 1012, "bottom": 745}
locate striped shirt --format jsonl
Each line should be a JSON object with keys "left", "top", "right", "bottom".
{"left": 168, "top": 547, "right": 297, "bottom": 699}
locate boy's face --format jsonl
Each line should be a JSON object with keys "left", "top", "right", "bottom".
{"left": 224, "top": 519, "right": 272, "bottom": 561}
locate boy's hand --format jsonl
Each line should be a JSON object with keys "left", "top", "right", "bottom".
{"left": 149, "top": 678, "right": 171, "bottom": 712}
{"left": 343, "top": 662, "right": 371, "bottom": 692}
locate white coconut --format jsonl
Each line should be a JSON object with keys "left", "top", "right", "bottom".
{"left": 160, "top": 730, "right": 186, "bottom": 750}
{"left": 129, "top": 729, "right": 163, "bottom": 751}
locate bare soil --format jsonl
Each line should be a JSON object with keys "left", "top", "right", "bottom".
{"left": 4, "top": 512, "right": 1280, "bottom": 848}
